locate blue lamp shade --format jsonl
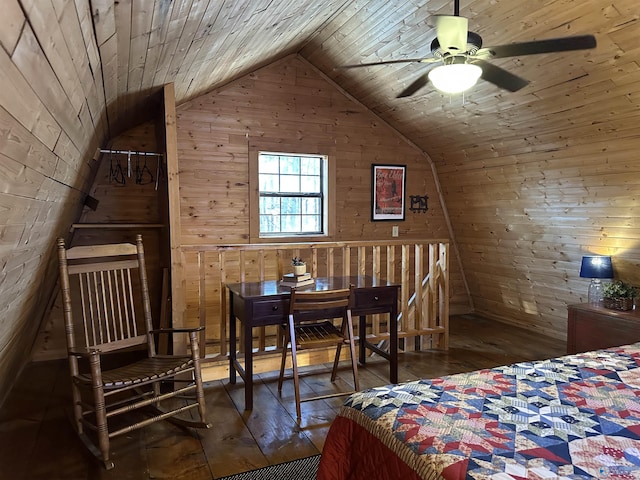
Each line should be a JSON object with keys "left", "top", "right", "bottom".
{"left": 579, "top": 256, "right": 614, "bottom": 279}
{"left": 580, "top": 255, "right": 613, "bottom": 305}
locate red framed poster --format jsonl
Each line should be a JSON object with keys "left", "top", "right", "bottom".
{"left": 371, "top": 164, "right": 406, "bottom": 221}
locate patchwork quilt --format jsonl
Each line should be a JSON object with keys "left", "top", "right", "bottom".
{"left": 317, "top": 344, "right": 640, "bottom": 479}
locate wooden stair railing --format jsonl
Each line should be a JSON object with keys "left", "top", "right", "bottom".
{"left": 177, "top": 239, "right": 449, "bottom": 381}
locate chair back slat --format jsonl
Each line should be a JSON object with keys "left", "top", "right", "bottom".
{"left": 58, "top": 235, "right": 153, "bottom": 354}
{"left": 65, "top": 242, "right": 138, "bottom": 259}
{"left": 288, "top": 288, "right": 352, "bottom": 315}
{"left": 76, "top": 267, "right": 139, "bottom": 348}
{"left": 68, "top": 259, "right": 139, "bottom": 275}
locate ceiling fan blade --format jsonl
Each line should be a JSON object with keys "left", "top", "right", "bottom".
{"left": 397, "top": 73, "right": 430, "bottom": 98}
{"left": 335, "top": 57, "right": 437, "bottom": 69}
{"left": 472, "top": 59, "right": 530, "bottom": 92}
{"left": 436, "top": 15, "right": 469, "bottom": 54}
{"left": 480, "top": 34, "right": 596, "bottom": 59}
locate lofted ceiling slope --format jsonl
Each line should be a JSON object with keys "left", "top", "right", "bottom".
{"left": 85, "top": 0, "right": 633, "bottom": 158}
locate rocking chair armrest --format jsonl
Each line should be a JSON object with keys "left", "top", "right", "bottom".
{"left": 68, "top": 347, "right": 101, "bottom": 358}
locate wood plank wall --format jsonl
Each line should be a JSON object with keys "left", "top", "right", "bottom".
{"left": 0, "top": 1, "right": 108, "bottom": 406}
{"left": 31, "top": 121, "right": 169, "bottom": 361}
{"left": 174, "top": 54, "right": 471, "bottom": 319}
{"left": 436, "top": 127, "right": 640, "bottom": 339}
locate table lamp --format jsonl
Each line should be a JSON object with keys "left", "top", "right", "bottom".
{"left": 579, "top": 255, "right": 613, "bottom": 305}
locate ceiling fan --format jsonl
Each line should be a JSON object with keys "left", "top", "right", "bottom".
{"left": 336, "top": 0, "right": 596, "bottom": 97}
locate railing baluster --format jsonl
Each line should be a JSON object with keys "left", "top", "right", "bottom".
{"left": 414, "top": 244, "right": 423, "bottom": 349}
{"left": 219, "top": 250, "right": 229, "bottom": 357}
{"left": 198, "top": 251, "right": 207, "bottom": 357}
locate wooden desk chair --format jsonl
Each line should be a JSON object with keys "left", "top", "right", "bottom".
{"left": 56, "top": 234, "right": 210, "bottom": 469}
{"left": 278, "top": 286, "right": 359, "bottom": 421}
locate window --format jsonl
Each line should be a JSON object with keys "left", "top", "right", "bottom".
{"left": 258, "top": 152, "right": 327, "bottom": 237}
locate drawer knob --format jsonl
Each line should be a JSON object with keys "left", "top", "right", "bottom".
{"left": 374, "top": 296, "right": 379, "bottom": 301}
{"left": 272, "top": 305, "right": 279, "bottom": 311}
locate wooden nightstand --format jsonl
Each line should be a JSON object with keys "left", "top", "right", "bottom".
{"left": 567, "top": 303, "right": 640, "bottom": 354}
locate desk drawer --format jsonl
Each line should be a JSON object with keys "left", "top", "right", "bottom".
{"left": 353, "top": 288, "right": 396, "bottom": 308}
{"left": 251, "top": 299, "right": 288, "bottom": 325}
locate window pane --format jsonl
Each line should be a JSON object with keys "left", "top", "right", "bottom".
{"left": 259, "top": 155, "right": 279, "bottom": 174}
{"left": 300, "top": 157, "right": 320, "bottom": 175}
{"left": 300, "top": 175, "right": 319, "bottom": 192}
{"left": 280, "top": 174, "right": 300, "bottom": 193}
{"left": 259, "top": 174, "right": 279, "bottom": 192}
{"left": 302, "top": 215, "right": 320, "bottom": 232}
{"left": 260, "top": 196, "right": 280, "bottom": 214}
{"left": 302, "top": 198, "right": 320, "bottom": 214}
{"left": 280, "top": 157, "right": 299, "bottom": 175}
{"left": 260, "top": 214, "right": 280, "bottom": 232}
{"left": 281, "top": 197, "right": 300, "bottom": 214}
{"left": 281, "top": 215, "right": 301, "bottom": 232}
{"left": 260, "top": 198, "right": 281, "bottom": 232}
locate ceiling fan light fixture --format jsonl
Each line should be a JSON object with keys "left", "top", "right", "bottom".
{"left": 428, "top": 63, "right": 482, "bottom": 94}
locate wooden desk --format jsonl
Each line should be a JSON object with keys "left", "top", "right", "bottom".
{"left": 227, "top": 276, "right": 400, "bottom": 410}
{"left": 567, "top": 303, "right": 640, "bottom": 354}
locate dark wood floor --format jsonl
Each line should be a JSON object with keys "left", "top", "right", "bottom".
{"left": 0, "top": 314, "right": 566, "bottom": 479}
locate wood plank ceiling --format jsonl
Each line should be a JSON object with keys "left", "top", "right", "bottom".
{"left": 87, "top": 0, "right": 633, "bottom": 154}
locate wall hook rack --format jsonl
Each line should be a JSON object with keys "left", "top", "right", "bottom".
{"left": 101, "top": 149, "right": 164, "bottom": 189}
{"left": 409, "top": 195, "right": 429, "bottom": 213}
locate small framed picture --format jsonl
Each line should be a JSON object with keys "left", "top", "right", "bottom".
{"left": 371, "top": 164, "right": 406, "bottom": 221}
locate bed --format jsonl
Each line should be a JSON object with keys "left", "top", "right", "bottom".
{"left": 317, "top": 343, "right": 640, "bottom": 479}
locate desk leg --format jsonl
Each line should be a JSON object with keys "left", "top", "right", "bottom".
{"left": 390, "top": 304, "right": 398, "bottom": 384}
{"left": 244, "top": 322, "right": 253, "bottom": 410}
{"left": 358, "top": 315, "right": 367, "bottom": 365}
{"left": 229, "top": 291, "right": 236, "bottom": 385}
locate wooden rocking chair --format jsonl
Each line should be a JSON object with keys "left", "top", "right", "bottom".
{"left": 56, "top": 234, "right": 210, "bottom": 469}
